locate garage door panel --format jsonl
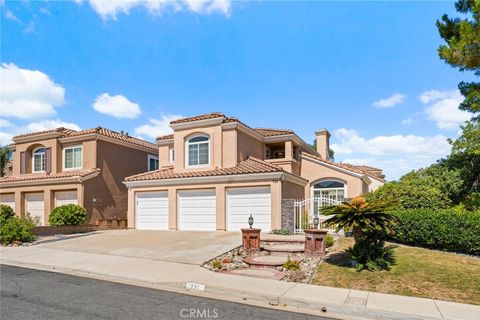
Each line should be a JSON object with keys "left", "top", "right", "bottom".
{"left": 227, "top": 187, "right": 271, "bottom": 231}
{"left": 1, "top": 194, "right": 15, "bottom": 210}
{"left": 55, "top": 191, "right": 78, "bottom": 207}
{"left": 26, "top": 193, "right": 44, "bottom": 226}
{"left": 178, "top": 190, "right": 216, "bottom": 231}
{"left": 136, "top": 192, "right": 169, "bottom": 230}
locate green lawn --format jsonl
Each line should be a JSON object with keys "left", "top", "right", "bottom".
{"left": 312, "top": 237, "right": 480, "bottom": 305}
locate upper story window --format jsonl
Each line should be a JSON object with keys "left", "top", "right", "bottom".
{"left": 169, "top": 147, "right": 174, "bottom": 163}
{"left": 32, "top": 147, "right": 46, "bottom": 173}
{"left": 148, "top": 154, "right": 159, "bottom": 171}
{"left": 63, "top": 146, "right": 83, "bottom": 170}
{"left": 186, "top": 135, "right": 209, "bottom": 167}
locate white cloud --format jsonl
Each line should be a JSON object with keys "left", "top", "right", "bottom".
{"left": 92, "top": 93, "right": 141, "bottom": 119}
{"left": 372, "top": 93, "right": 406, "bottom": 109}
{"left": 330, "top": 128, "right": 452, "bottom": 180}
{"left": 135, "top": 114, "right": 183, "bottom": 139}
{"left": 401, "top": 118, "right": 413, "bottom": 125}
{"left": 419, "top": 89, "right": 470, "bottom": 130}
{"left": 0, "top": 63, "right": 66, "bottom": 119}
{"left": 79, "top": 0, "right": 231, "bottom": 21}
{"left": 0, "top": 119, "right": 80, "bottom": 145}
{"left": 4, "top": 9, "right": 21, "bottom": 23}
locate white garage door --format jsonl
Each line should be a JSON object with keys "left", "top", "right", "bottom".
{"left": 55, "top": 191, "right": 78, "bottom": 207}
{"left": 178, "top": 190, "right": 216, "bottom": 231}
{"left": 25, "top": 193, "right": 44, "bottom": 226}
{"left": 136, "top": 192, "right": 169, "bottom": 230}
{"left": 1, "top": 194, "right": 15, "bottom": 210}
{"left": 227, "top": 187, "right": 271, "bottom": 231}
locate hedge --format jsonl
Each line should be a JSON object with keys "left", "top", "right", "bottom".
{"left": 49, "top": 204, "right": 87, "bottom": 226}
{"left": 390, "top": 209, "right": 480, "bottom": 256}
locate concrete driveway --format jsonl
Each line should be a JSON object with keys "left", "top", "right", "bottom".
{"left": 40, "top": 230, "right": 241, "bottom": 265}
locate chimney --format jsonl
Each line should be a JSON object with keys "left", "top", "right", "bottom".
{"left": 315, "top": 129, "right": 330, "bottom": 160}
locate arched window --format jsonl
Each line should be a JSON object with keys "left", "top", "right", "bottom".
{"left": 32, "top": 147, "right": 46, "bottom": 173}
{"left": 186, "top": 135, "right": 210, "bottom": 167}
{"left": 312, "top": 180, "right": 345, "bottom": 202}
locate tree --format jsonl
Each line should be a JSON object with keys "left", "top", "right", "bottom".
{"left": 0, "top": 146, "right": 12, "bottom": 177}
{"left": 437, "top": 0, "right": 480, "bottom": 116}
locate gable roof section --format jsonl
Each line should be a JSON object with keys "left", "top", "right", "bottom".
{"left": 0, "top": 168, "right": 101, "bottom": 186}
{"left": 301, "top": 152, "right": 385, "bottom": 182}
{"left": 12, "top": 127, "right": 158, "bottom": 153}
{"left": 253, "top": 128, "right": 294, "bottom": 137}
{"left": 125, "top": 156, "right": 306, "bottom": 183}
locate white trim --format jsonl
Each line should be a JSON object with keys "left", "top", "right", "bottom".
{"left": 32, "top": 147, "right": 46, "bottom": 173}
{"left": 124, "top": 172, "right": 286, "bottom": 188}
{"left": 310, "top": 178, "right": 347, "bottom": 202}
{"left": 170, "top": 117, "right": 224, "bottom": 130}
{"left": 148, "top": 154, "right": 159, "bottom": 171}
{"left": 63, "top": 145, "right": 83, "bottom": 171}
{"left": 185, "top": 134, "right": 210, "bottom": 168}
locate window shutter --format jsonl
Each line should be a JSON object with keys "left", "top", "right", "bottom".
{"left": 20, "top": 152, "right": 26, "bottom": 174}
{"left": 45, "top": 148, "right": 52, "bottom": 173}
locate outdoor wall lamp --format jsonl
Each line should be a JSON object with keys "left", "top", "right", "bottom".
{"left": 248, "top": 214, "right": 254, "bottom": 228}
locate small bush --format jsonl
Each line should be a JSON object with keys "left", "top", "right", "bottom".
{"left": 211, "top": 259, "right": 222, "bottom": 270}
{"left": 391, "top": 208, "right": 480, "bottom": 255}
{"left": 48, "top": 204, "right": 87, "bottom": 226}
{"left": 0, "top": 216, "right": 35, "bottom": 245}
{"left": 0, "top": 205, "right": 15, "bottom": 225}
{"left": 282, "top": 257, "right": 300, "bottom": 271}
{"left": 271, "top": 228, "right": 293, "bottom": 235}
{"left": 325, "top": 235, "right": 334, "bottom": 247}
{"left": 346, "top": 239, "right": 396, "bottom": 271}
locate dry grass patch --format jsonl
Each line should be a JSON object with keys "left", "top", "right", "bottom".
{"left": 313, "top": 237, "right": 480, "bottom": 305}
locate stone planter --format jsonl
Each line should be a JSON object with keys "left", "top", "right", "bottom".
{"left": 241, "top": 228, "right": 261, "bottom": 256}
{"left": 304, "top": 229, "right": 328, "bottom": 257}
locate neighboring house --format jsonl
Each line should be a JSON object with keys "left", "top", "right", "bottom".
{"left": 124, "top": 113, "right": 385, "bottom": 232}
{"left": 0, "top": 127, "right": 159, "bottom": 226}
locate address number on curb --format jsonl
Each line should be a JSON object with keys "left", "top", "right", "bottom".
{"left": 186, "top": 283, "right": 206, "bottom": 292}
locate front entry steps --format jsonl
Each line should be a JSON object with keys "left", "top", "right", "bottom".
{"left": 262, "top": 243, "right": 305, "bottom": 254}
{"left": 243, "top": 255, "right": 302, "bottom": 269}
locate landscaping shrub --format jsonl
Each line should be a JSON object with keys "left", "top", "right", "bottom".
{"left": 0, "top": 215, "right": 35, "bottom": 245}
{"left": 48, "top": 204, "right": 87, "bottom": 226}
{"left": 391, "top": 209, "right": 480, "bottom": 255}
{"left": 325, "top": 235, "right": 334, "bottom": 247}
{"left": 211, "top": 259, "right": 222, "bottom": 270}
{"left": 282, "top": 257, "right": 300, "bottom": 271}
{"left": 271, "top": 228, "right": 293, "bottom": 235}
{"left": 346, "top": 239, "right": 396, "bottom": 271}
{"left": 0, "top": 204, "right": 15, "bottom": 225}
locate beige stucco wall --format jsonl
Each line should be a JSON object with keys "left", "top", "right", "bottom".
{"left": 0, "top": 184, "right": 83, "bottom": 225}
{"left": 158, "top": 144, "right": 173, "bottom": 168}
{"left": 236, "top": 130, "right": 264, "bottom": 163}
{"left": 127, "top": 179, "right": 283, "bottom": 231}
{"left": 222, "top": 129, "right": 237, "bottom": 167}
{"left": 368, "top": 177, "right": 384, "bottom": 192}
{"left": 282, "top": 180, "right": 305, "bottom": 200}
{"left": 300, "top": 158, "right": 366, "bottom": 199}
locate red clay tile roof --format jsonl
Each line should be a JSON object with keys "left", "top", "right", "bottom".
{"left": 13, "top": 127, "right": 157, "bottom": 152}
{"left": 0, "top": 168, "right": 101, "bottom": 184}
{"left": 125, "top": 156, "right": 304, "bottom": 182}
{"left": 156, "top": 134, "right": 174, "bottom": 141}
{"left": 254, "top": 128, "right": 294, "bottom": 137}
{"left": 13, "top": 127, "right": 77, "bottom": 140}
{"left": 301, "top": 152, "right": 385, "bottom": 182}
{"left": 170, "top": 112, "right": 226, "bottom": 124}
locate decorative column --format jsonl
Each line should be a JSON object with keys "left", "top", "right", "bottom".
{"left": 241, "top": 228, "right": 261, "bottom": 256}
{"left": 304, "top": 229, "right": 328, "bottom": 257}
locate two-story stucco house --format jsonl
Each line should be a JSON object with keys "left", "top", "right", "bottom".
{"left": 124, "top": 113, "right": 385, "bottom": 232}
{"left": 0, "top": 127, "right": 159, "bottom": 225}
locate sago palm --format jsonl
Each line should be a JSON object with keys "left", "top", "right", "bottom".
{"left": 323, "top": 196, "right": 397, "bottom": 243}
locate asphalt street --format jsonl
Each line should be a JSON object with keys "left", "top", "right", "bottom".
{"left": 0, "top": 265, "right": 333, "bottom": 320}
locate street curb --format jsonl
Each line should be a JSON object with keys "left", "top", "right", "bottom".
{"left": 1, "top": 258, "right": 449, "bottom": 320}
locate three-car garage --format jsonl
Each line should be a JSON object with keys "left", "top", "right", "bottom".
{"left": 134, "top": 187, "right": 272, "bottom": 232}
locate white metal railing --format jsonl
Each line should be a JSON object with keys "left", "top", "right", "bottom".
{"left": 293, "top": 196, "right": 340, "bottom": 234}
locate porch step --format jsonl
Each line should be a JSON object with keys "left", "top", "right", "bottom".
{"left": 243, "top": 255, "right": 301, "bottom": 268}
{"left": 262, "top": 234, "right": 305, "bottom": 243}
{"left": 222, "top": 268, "right": 285, "bottom": 280}
{"left": 262, "top": 243, "right": 304, "bottom": 253}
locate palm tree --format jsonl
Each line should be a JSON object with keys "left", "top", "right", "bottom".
{"left": 322, "top": 196, "right": 397, "bottom": 243}
{"left": 0, "top": 146, "right": 12, "bottom": 177}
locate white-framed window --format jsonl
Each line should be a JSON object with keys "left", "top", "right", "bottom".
{"left": 32, "top": 147, "right": 46, "bottom": 173}
{"left": 186, "top": 135, "right": 210, "bottom": 167}
{"left": 169, "top": 147, "right": 174, "bottom": 163}
{"left": 63, "top": 146, "right": 83, "bottom": 170}
{"left": 312, "top": 180, "right": 346, "bottom": 203}
{"left": 148, "top": 154, "right": 159, "bottom": 171}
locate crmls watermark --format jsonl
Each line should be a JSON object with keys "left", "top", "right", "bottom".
{"left": 180, "top": 308, "right": 219, "bottom": 319}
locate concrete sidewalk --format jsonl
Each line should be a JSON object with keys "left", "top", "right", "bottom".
{"left": 1, "top": 245, "right": 478, "bottom": 320}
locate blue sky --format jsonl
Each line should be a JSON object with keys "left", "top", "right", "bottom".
{"left": 0, "top": 1, "right": 475, "bottom": 180}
